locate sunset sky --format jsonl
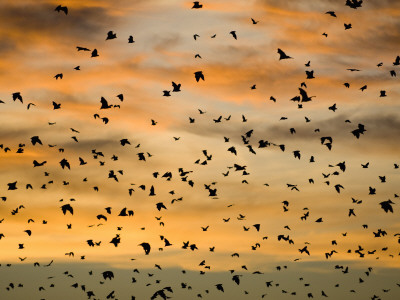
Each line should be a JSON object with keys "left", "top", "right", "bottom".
{"left": 0, "top": 0, "right": 399, "bottom": 299}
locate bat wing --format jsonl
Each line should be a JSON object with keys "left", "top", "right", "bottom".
{"left": 299, "top": 88, "right": 307, "bottom": 99}
{"left": 100, "top": 97, "right": 110, "bottom": 109}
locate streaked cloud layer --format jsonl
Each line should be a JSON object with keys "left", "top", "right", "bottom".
{"left": 0, "top": 0, "right": 399, "bottom": 299}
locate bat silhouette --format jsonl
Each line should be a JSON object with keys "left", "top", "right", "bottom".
{"left": 120, "top": 138, "right": 130, "bottom": 146}
{"left": 305, "top": 70, "right": 314, "bottom": 79}
{"left": 97, "top": 214, "right": 107, "bottom": 221}
{"left": 328, "top": 103, "right": 337, "bottom": 112}
{"left": 139, "top": 242, "right": 151, "bottom": 255}
{"left": 213, "top": 116, "right": 222, "bottom": 123}
{"left": 346, "top": 0, "right": 363, "bottom": 9}
{"left": 156, "top": 202, "right": 167, "bottom": 211}
{"left": 380, "top": 200, "right": 394, "bottom": 213}
{"left": 251, "top": 18, "right": 259, "bottom": 24}
{"left": 232, "top": 275, "right": 241, "bottom": 285}
{"left": 299, "top": 88, "right": 314, "bottom": 102}
{"left": 216, "top": 284, "right": 224, "bottom": 292}
{"left": 60, "top": 158, "right": 70, "bottom": 169}
{"left": 321, "top": 136, "right": 332, "bottom": 145}
{"left": 201, "top": 226, "right": 209, "bottom": 231}
{"left": 8, "top": 182, "right": 17, "bottom": 190}
{"left": 149, "top": 185, "right": 155, "bottom": 196}
{"left": 52, "top": 101, "right": 61, "bottom": 109}
{"left": 227, "top": 146, "right": 237, "bottom": 155}
{"left": 192, "top": 1, "right": 202, "bottom": 8}
{"left": 31, "top": 136, "right": 42, "bottom": 146}
{"left": 194, "top": 71, "right": 204, "bottom": 82}
{"left": 351, "top": 123, "right": 366, "bottom": 138}
{"left": 277, "top": 48, "right": 292, "bottom": 60}
{"left": 110, "top": 234, "right": 120, "bottom": 247}
{"left": 102, "top": 271, "right": 114, "bottom": 280}
{"left": 299, "top": 246, "right": 310, "bottom": 255}
{"left": 100, "top": 97, "right": 111, "bottom": 109}
{"left": 326, "top": 11, "right": 336, "bottom": 17}
{"left": 106, "top": 31, "right": 117, "bottom": 40}
{"left": 12, "top": 92, "right": 23, "bottom": 103}
{"left": 172, "top": 81, "right": 181, "bottom": 92}
{"left": 334, "top": 184, "right": 344, "bottom": 193}
{"left": 77, "top": 46, "right": 90, "bottom": 51}
{"left": 33, "top": 160, "right": 47, "bottom": 167}
{"left": 61, "top": 204, "right": 73, "bottom": 215}
{"left": 229, "top": 31, "right": 237, "bottom": 39}
{"left": 115, "top": 94, "right": 123, "bottom": 102}
{"left": 392, "top": 55, "right": 400, "bottom": 66}
{"left": 91, "top": 49, "right": 99, "bottom": 57}
{"left": 55, "top": 5, "right": 68, "bottom": 15}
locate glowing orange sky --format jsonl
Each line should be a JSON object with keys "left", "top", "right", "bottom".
{"left": 0, "top": 0, "right": 399, "bottom": 299}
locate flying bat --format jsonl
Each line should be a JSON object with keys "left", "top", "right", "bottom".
{"left": 139, "top": 242, "right": 151, "bottom": 255}
{"left": 156, "top": 202, "right": 167, "bottom": 211}
{"left": 192, "top": 1, "right": 203, "bottom": 8}
{"left": 60, "top": 158, "right": 70, "bottom": 169}
{"left": 61, "top": 204, "right": 73, "bottom": 215}
{"left": 102, "top": 271, "right": 114, "bottom": 280}
{"left": 106, "top": 31, "right": 117, "bottom": 40}
{"left": 229, "top": 31, "right": 237, "bottom": 39}
{"left": 55, "top": 5, "right": 68, "bottom": 15}
{"left": 100, "top": 97, "right": 111, "bottom": 109}
{"left": 277, "top": 48, "right": 292, "bottom": 60}
{"left": 380, "top": 200, "right": 394, "bottom": 213}
{"left": 194, "top": 71, "right": 205, "bottom": 82}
